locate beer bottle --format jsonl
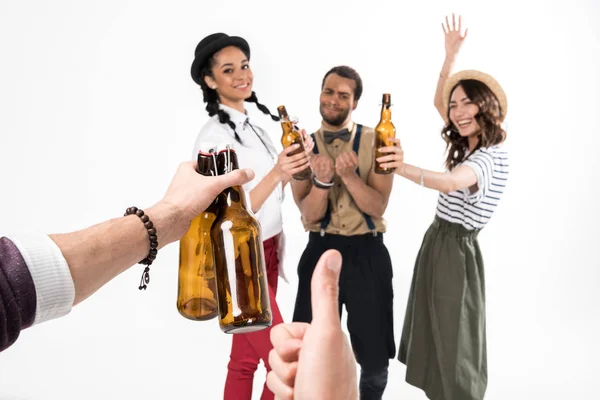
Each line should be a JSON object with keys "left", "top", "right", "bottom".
{"left": 374, "top": 93, "right": 396, "bottom": 174}
{"left": 212, "top": 144, "right": 272, "bottom": 333}
{"left": 176, "top": 143, "right": 219, "bottom": 321}
{"left": 277, "top": 105, "right": 312, "bottom": 180}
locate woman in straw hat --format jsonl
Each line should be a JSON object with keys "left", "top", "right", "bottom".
{"left": 189, "top": 33, "right": 312, "bottom": 400}
{"left": 376, "top": 15, "right": 509, "bottom": 400}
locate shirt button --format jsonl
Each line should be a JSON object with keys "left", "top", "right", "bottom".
{"left": 342, "top": 224, "right": 346, "bottom": 228}
{"left": 338, "top": 184, "right": 342, "bottom": 188}
{"left": 339, "top": 204, "right": 343, "bottom": 208}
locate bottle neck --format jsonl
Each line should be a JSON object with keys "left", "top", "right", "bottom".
{"left": 217, "top": 149, "right": 239, "bottom": 174}
{"left": 281, "top": 120, "right": 294, "bottom": 133}
{"left": 216, "top": 150, "right": 250, "bottom": 210}
{"left": 277, "top": 106, "right": 290, "bottom": 122}
{"left": 197, "top": 155, "right": 217, "bottom": 177}
{"left": 222, "top": 185, "right": 249, "bottom": 210}
{"left": 379, "top": 104, "right": 392, "bottom": 122}
{"left": 229, "top": 152, "right": 241, "bottom": 171}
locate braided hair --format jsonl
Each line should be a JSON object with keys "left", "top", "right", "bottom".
{"left": 198, "top": 49, "right": 279, "bottom": 144}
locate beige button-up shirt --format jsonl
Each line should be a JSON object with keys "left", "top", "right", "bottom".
{"left": 302, "top": 121, "right": 388, "bottom": 236}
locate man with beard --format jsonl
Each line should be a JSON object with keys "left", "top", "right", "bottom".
{"left": 289, "top": 66, "right": 397, "bottom": 400}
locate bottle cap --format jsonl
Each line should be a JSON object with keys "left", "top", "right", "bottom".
{"left": 198, "top": 141, "right": 217, "bottom": 156}
{"left": 217, "top": 142, "right": 235, "bottom": 153}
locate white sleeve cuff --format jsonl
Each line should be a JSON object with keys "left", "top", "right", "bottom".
{"left": 462, "top": 161, "right": 485, "bottom": 204}
{"left": 243, "top": 181, "right": 255, "bottom": 212}
{"left": 9, "top": 233, "right": 75, "bottom": 325}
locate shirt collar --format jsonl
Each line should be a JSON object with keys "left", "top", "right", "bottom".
{"left": 218, "top": 103, "right": 250, "bottom": 129}
{"left": 320, "top": 120, "right": 355, "bottom": 133}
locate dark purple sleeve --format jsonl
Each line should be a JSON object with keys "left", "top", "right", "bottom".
{"left": 0, "top": 237, "right": 37, "bottom": 352}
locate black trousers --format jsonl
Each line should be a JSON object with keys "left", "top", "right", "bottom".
{"left": 292, "top": 232, "right": 396, "bottom": 400}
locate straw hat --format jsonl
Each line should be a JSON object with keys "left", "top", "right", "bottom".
{"left": 443, "top": 69, "right": 508, "bottom": 121}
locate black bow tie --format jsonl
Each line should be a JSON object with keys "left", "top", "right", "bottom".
{"left": 323, "top": 128, "right": 351, "bottom": 144}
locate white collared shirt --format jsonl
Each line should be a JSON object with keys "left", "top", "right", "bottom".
{"left": 191, "top": 104, "right": 284, "bottom": 242}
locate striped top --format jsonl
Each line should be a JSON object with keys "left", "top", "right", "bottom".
{"left": 436, "top": 145, "right": 509, "bottom": 230}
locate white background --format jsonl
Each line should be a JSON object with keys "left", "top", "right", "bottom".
{"left": 1, "top": 0, "right": 599, "bottom": 399}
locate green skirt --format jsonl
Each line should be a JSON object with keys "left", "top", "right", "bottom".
{"left": 399, "top": 216, "right": 487, "bottom": 400}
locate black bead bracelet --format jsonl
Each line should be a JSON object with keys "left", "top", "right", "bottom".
{"left": 124, "top": 207, "right": 159, "bottom": 290}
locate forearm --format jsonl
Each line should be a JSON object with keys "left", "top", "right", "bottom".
{"left": 399, "top": 163, "right": 456, "bottom": 193}
{"left": 249, "top": 168, "right": 283, "bottom": 213}
{"left": 291, "top": 178, "right": 312, "bottom": 205}
{"left": 50, "top": 201, "right": 184, "bottom": 305}
{"left": 299, "top": 185, "right": 329, "bottom": 224}
{"left": 434, "top": 55, "right": 457, "bottom": 111}
{"left": 341, "top": 174, "right": 388, "bottom": 218}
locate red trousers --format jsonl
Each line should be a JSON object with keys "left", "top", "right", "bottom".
{"left": 223, "top": 235, "right": 283, "bottom": 400}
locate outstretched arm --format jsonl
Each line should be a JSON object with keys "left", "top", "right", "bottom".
{"left": 0, "top": 162, "right": 254, "bottom": 352}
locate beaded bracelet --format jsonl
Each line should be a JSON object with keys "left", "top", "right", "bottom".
{"left": 124, "top": 207, "right": 158, "bottom": 290}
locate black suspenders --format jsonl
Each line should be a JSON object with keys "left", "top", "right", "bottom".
{"left": 310, "top": 125, "right": 376, "bottom": 236}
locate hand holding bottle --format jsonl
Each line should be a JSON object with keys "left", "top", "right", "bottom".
{"left": 275, "top": 145, "right": 311, "bottom": 182}
{"left": 300, "top": 128, "right": 315, "bottom": 158}
{"left": 160, "top": 161, "right": 254, "bottom": 239}
{"left": 286, "top": 116, "right": 314, "bottom": 158}
{"left": 278, "top": 105, "right": 313, "bottom": 180}
{"left": 375, "top": 138, "right": 404, "bottom": 173}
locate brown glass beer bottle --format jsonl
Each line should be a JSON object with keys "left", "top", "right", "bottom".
{"left": 277, "top": 105, "right": 312, "bottom": 180}
{"left": 374, "top": 93, "right": 396, "bottom": 174}
{"left": 176, "top": 143, "right": 220, "bottom": 321}
{"left": 212, "top": 144, "right": 272, "bottom": 333}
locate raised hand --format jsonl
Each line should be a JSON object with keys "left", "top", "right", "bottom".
{"left": 442, "top": 13, "right": 468, "bottom": 58}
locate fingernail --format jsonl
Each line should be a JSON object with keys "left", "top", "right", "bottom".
{"left": 244, "top": 169, "right": 255, "bottom": 180}
{"left": 326, "top": 253, "right": 342, "bottom": 273}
